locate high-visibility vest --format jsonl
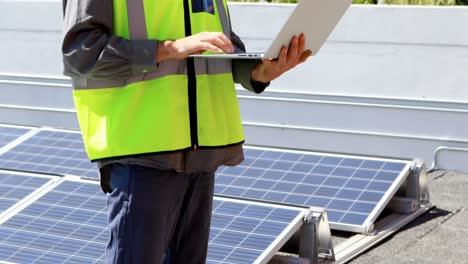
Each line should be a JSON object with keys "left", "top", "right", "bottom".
{"left": 72, "top": 0, "right": 244, "bottom": 161}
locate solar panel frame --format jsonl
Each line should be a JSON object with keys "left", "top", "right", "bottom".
{"left": 0, "top": 127, "right": 98, "bottom": 180}
{"left": 215, "top": 146, "right": 414, "bottom": 233}
{"left": 0, "top": 177, "right": 310, "bottom": 264}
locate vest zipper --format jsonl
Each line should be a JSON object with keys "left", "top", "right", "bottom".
{"left": 183, "top": 0, "right": 199, "bottom": 149}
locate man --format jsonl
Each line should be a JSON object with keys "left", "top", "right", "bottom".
{"left": 61, "top": 0, "right": 311, "bottom": 263}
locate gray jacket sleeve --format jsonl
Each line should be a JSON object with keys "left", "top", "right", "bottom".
{"left": 62, "top": 0, "right": 158, "bottom": 80}
{"left": 230, "top": 30, "right": 269, "bottom": 94}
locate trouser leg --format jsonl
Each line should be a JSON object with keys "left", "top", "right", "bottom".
{"left": 104, "top": 164, "right": 191, "bottom": 264}
{"left": 167, "top": 171, "right": 215, "bottom": 264}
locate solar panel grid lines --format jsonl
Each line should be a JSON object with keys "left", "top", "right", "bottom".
{"left": 318, "top": 155, "right": 389, "bottom": 228}
{"left": 215, "top": 146, "right": 412, "bottom": 233}
{"left": 332, "top": 160, "right": 386, "bottom": 229}
{"left": 208, "top": 202, "right": 275, "bottom": 263}
{"left": 0, "top": 179, "right": 107, "bottom": 264}
{"left": 353, "top": 164, "right": 413, "bottom": 231}
{"left": 207, "top": 197, "right": 307, "bottom": 264}
{"left": 0, "top": 128, "right": 99, "bottom": 180}
{"left": 0, "top": 178, "right": 308, "bottom": 264}
{"left": 0, "top": 171, "right": 55, "bottom": 225}
{"left": 0, "top": 125, "right": 34, "bottom": 152}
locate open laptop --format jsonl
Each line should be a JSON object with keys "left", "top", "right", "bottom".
{"left": 190, "top": 0, "right": 352, "bottom": 60}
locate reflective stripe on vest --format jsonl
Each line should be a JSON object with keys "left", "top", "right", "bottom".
{"left": 72, "top": 0, "right": 244, "bottom": 161}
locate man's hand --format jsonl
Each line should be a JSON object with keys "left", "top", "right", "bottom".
{"left": 157, "top": 32, "right": 234, "bottom": 62}
{"left": 251, "top": 34, "right": 312, "bottom": 84}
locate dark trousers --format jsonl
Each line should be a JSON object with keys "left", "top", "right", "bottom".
{"left": 102, "top": 163, "right": 215, "bottom": 264}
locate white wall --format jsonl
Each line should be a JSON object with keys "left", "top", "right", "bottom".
{"left": 229, "top": 4, "right": 468, "bottom": 102}
{"left": 0, "top": 0, "right": 63, "bottom": 75}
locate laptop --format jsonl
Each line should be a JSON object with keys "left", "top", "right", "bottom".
{"left": 190, "top": 0, "right": 352, "bottom": 60}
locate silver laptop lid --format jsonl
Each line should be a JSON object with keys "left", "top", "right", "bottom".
{"left": 262, "top": 0, "right": 352, "bottom": 59}
{"left": 190, "top": 0, "right": 352, "bottom": 59}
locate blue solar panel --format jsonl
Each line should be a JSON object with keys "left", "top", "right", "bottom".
{"left": 0, "top": 180, "right": 108, "bottom": 263}
{"left": 215, "top": 147, "right": 411, "bottom": 232}
{"left": 0, "top": 130, "right": 98, "bottom": 179}
{"left": 0, "top": 180, "right": 305, "bottom": 264}
{"left": 0, "top": 172, "right": 51, "bottom": 215}
{"left": 208, "top": 198, "right": 304, "bottom": 264}
{"left": 0, "top": 126, "right": 31, "bottom": 149}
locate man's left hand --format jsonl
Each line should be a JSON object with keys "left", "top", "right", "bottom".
{"left": 250, "top": 34, "right": 312, "bottom": 84}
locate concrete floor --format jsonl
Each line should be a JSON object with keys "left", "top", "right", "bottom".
{"left": 351, "top": 170, "right": 468, "bottom": 264}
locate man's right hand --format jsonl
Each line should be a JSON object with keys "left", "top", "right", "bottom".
{"left": 157, "top": 32, "right": 234, "bottom": 62}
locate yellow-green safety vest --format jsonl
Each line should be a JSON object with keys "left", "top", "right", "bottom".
{"left": 72, "top": 0, "right": 244, "bottom": 161}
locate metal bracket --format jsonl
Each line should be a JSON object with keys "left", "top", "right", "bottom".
{"left": 394, "top": 160, "right": 430, "bottom": 212}
{"left": 299, "top": 208, "right": 335, "bottom": 264}
{"left": 416, "top": 161, "right": 431, "bottom": 205}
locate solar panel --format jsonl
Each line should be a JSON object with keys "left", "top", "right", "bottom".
{"left": 0, "top": 129, "right": 98, "bottom": 179}
{"left": 208, "top": 197, "right": 305, "bottom": 264}
{"left": 0, "top": 179, "right": 307, "bottom": 264}
{"left": 0, "top": 125, "right": 31, "bottom": 150}
{"left": 0, "top": 172, "right": 52, "bottom": 216}
{"left": 0, "top": 180, "right": 108, "bottom": 264}
{"left": 215, "top": 146, "right": 412, "bottom": 233}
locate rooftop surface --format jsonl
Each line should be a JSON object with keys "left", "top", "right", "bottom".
{"left": 351, "top": 170, "right": 467, "bottom": 264}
